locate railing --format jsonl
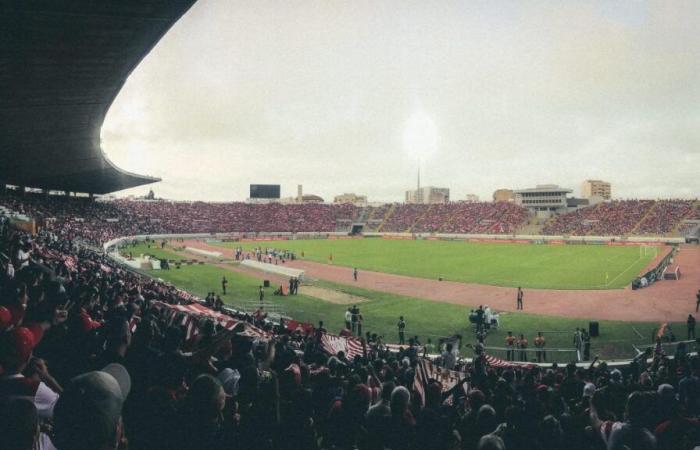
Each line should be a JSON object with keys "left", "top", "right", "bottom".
{"left": 482, "top": 345, "right": 580, "bottom": 364}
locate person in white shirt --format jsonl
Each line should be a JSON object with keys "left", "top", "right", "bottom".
{"left": 6, "top": 261, "right": 14, "bottom": 279}
{"left": 17, "top": 246, "right": 31, "bottom": 269}
{"left": 442, "top": 342, "right": 457, "bottom": 370}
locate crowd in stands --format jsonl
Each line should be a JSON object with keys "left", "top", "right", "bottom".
{"left": 2, "top": 225, "right": 700, "bottom": 449}
{"left": 364, "top": 202, "right": 528, "bottom": 234}
{"left": 112, "top": 200, "right": 354, "bottom": 234}
{"left": 636, "top": 201, "right": 697, "bottom": 235}
{"left": 542, "top": 200, "right": 699, "bottom": 236}
{"left": 2, "top": 191, "right": 700, "bottom": 448}
{"left": 1, "top": 190, "right": 531, "bottom": 239}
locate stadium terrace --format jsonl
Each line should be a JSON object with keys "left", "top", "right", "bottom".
{"left": 3, "top": 1, "right": 700, "bottom": 450}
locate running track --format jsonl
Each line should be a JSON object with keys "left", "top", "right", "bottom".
{"left": 184, "top": 240, "right": 700, "bottom": 322}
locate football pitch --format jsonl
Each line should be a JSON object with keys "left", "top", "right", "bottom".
{"left": 127, "top": 243, "right": 670, "bottom": 361}
{"left": 213, "top": 238, "right": 655, "bottom": 290}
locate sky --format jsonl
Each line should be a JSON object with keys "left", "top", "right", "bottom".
{"left": 102, "top": 0, "right": 700, "bottom": 202}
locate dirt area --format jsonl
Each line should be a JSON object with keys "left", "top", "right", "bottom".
{"left": 299, "top": 285, "right": 368, "bottom": 305}
{"left": 182, "top": 239, "right": 700, "bottom": 322}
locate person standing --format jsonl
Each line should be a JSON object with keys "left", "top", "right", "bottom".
{"left": 696, "top": 289, "right": 700, "bottom": 312}
{"left": 221, "top": 276, "right": 228, "bottom": 295}
{"left": 516, "top": 287, "right": 524, "bottom": 310}
{"left": 518, "top": 334, "right": 528, "bottom": 361}
{"left": 573, "top": 328, "right": 583, "bottom": 361}
{"left": 288, "top": 277, "right": 294, "bottom": 295}
{"left": 356, "top": 311, "right": 363, "bottom": 337}
{"left": 475, "top": 306, "right": 485, "bottom": 333}
{"left": 397, "top": 316, "right": 406, "bottom": 345}
{"left": 534, "top": 332, "right": 546, "bottom": 362}
{"left": 353, "top": 267, "right": 358, "bottom": 282}
{"left": 351, "top": 305, "right": 358, "bottom": 334}
{"left": 258, "top": 285, "right": 264, "bottom": 304}
{"left": 505, "top": 331, "right": 516, "bottom": 361}
{"left": 688, "top": 314, "right": 696, "bottom": 340}
{"left": 345, "top": 308, "right": 352, "bottom": 330}
{"left": 582, "top": 330, "right": 591, "bottom": 361}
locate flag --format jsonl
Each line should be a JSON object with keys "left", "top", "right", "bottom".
{"left": 320, "top": 333, "right": 363, "bottom": 360}
{"left": 412, "top": 358, "right": 468, "bottom": 406}
{"left": 484, "top": 354, "right": 515, "bottom": 368}
{"left": 153, "top": 301, "right": 267, "bottom": 341}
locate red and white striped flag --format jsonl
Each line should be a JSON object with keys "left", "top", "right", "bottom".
{"left": 483, "top": 353, "right": 533, "bottom": 369}
{"left": 153, "top": 301, "right": 268, "bottom": 342}
{"left": 320, "top": 333, "right": 364, "bottom": 360}
{"left": 413, "top": 358, "right": 468, "bottom": 406}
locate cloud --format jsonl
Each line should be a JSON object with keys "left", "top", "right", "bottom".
{"left": 103, "top": 0, "right": 700, "bottom": 201}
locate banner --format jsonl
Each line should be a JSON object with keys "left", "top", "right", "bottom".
{"left": 153, "top": 301, "right": 267, "bottom": 341}
{"left": 413, "top": 358, "right": 469, "bottom": 406}
{"left": 320, "top": 333, "right": 364, "bottom": 360}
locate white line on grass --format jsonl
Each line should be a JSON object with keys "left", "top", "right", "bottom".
{"left": 605, "top": 254, "right": 643, "bottom": 288}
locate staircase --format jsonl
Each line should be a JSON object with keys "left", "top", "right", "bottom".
{"left": 355, "top": 206, "right": 370, "bottom": 223}
{"left": 515, "top": 215, "right": 544, "bottom": 235}
{"left": 408, "top": 204, "right": 433, "bottom": 233}
{"left": 376, "top": 204, "right": 396, "bottom": 233}
{"left": 630, "top": 201, "right": 659, "bottom": 235}
{"left": 438, "top": 206, "right": 463, "bottom": 233}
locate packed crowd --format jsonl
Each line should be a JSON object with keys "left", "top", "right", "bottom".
{"left": 636, "top": 201, "right": 697, "bottom": 235}
{"left": 112, "top": 200, "right": 357, "bottom": 234}
{"left": 3, "top": 192, "right": 700, "bottom": 449}
{"left": 365, "top": 202, "right": 528, "bottom": 234}
{"left": 542, "top": 200, "right": 698, "bottom": 236}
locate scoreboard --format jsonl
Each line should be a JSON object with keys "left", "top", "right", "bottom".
{"left": 249, "top": 184, "right": 281, "bottom": 199}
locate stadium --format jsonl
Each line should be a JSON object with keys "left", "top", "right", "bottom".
{"left": 1, "top": 2, "right": 700, "bottom": 450}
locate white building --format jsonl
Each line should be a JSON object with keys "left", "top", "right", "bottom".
{"left": 514, "top": 184, "right": 573, "bottom": 217}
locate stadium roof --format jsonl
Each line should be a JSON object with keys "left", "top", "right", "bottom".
{"left": 0, "top": 0, "right": 197, "bottom": 194}
{"left": 514, "top": 186, "right": 573, "bottom": 194}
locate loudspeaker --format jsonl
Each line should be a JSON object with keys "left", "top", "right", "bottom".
{"left": 263, "top": 279, "right": 270, "bottom": 288}
{"left": 589, "top": 321, "right": 599, "bottom": 337}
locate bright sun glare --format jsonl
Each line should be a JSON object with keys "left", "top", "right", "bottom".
{"left": 402, "top": 110, "right": 439, "bottom": 162}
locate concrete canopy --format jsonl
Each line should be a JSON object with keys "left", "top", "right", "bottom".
{"left": 0, "top": 0, "right": 197, "bottom": 194}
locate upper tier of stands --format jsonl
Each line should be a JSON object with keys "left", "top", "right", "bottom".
{"left": 2, "top": 191, "right": 697, "bottom": 246}
{"left": 542, "top": 199, "right": 699, "bottom": 236}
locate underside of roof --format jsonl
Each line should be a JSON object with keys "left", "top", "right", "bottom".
{"left": 0, "top": 0, "right": 197, "bottom": 194}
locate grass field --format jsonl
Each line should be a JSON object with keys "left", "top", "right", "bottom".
{"left": 212, "top": 238, "right": 654, "bottom": 290}
{"left": 127, "top": 243, "right": 672, "bottom": 361}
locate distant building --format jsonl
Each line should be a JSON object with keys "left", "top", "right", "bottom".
{"left": 406, "top": 186, "right": 450, "bottom": 204}
{"left": 334, "top": 193, "right": 368, "bottom": 207}
{"left": 492, "top": 189, "right": 514, "bottom": 202}
{"left": 301, "top": 194, "right": 324, "bottom": 204}
{"left": 514, "top": 184, "right": 572, "bottom": 216}
{"left": 581, "top": 180, "right": 611, "bottom": 200}
{"left": 464, "top": 194, "right": 480, "bottom": 203}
